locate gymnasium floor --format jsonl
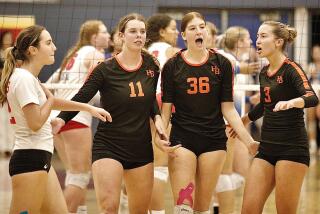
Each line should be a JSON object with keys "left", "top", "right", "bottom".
{"left": 0, "top": 153, "right": 319, "bottom": 214}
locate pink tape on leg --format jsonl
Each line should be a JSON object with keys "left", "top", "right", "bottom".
{"left": 177, "top": 182, "right": 194, "bottom": 207}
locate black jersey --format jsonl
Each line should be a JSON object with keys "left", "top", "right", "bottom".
{"left": 248, "top": 58, "right": 318, "bottom": 147}
{"left": 58, "top": 53, "right": 160, "bottom": 162}
{"left": 162, "top": 49, "right": 233, "bottom": 140}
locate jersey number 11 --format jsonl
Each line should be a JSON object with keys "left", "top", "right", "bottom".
{"left": 129, "top": 81, "right": 145, "bottom": 97}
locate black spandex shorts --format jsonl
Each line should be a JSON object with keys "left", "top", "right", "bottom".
{"left": 9, "top": 149, "right": 52, "bottom": 176}
{"left": 170, "top": 125, "right": 227, "bottom": 157}
{"left": 92, "top": 152, "right": 152, "bottom": 170}
{"left": 255, "top": 142, "right": 309, "bottom": 166}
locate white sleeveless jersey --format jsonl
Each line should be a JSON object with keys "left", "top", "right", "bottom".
{"left": 148, "top": 42, "right": 172, "bottom": 94}
{"left": 7, "top": 68, "right": 53, "bottom": 153}
{"left": 53, "top": 45, "right": 97, "bottom": 126}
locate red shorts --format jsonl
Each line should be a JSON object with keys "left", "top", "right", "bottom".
{"left": 58, "top": 120, "right": 89, "bottom": 134}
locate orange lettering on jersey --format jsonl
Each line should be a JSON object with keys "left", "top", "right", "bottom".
{"left": 211, "top": 65, "right": 220, "bottom": 75}
{"left": 146, "top": 70, "right": 154, "bottom": 77}
{"left": 276, "top": 76, "right": 283, "bottom": 84}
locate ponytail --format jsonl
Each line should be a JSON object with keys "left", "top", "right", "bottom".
{"left": 0, "top": 47, "right": 16, "bottom": 104}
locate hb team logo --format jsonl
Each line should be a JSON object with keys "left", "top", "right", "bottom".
{"left": 276, "top": 76, "right": 283, "bottom": 84}
{"left": 211, "top": 65, "right": 220, "bottom": 75}
{"left": 146, "top": 70, "right": 155, "bottom": 77}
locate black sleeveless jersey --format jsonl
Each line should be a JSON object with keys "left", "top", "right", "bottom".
{"left": 248, "top": 58, "right": 318, "bottom": 147}
{"left": 161, "top": 49, "right": 234, "bottom": 140}
{"left": 58, "top": 53, "right": 160, "bottom": 161}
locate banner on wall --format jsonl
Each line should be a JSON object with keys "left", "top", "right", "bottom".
{"left": 0, "top": 15, "right": 35, "bottom": 41}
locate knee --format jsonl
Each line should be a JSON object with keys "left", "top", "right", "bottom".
{"left": 241, "top": 202, "right": 262, "bottom": 214}
{"left": 99, "top": 201, "right": 118, "bottom": 214}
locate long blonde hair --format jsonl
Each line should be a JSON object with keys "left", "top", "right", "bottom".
{"left": 59, "top": 20, "right": 103, "bottom": 79}
{"left": 222, "top": 26, "right": 248, "bottom": 51}
{"left": 0, "top": 25, "right": 45, "bottom": 104}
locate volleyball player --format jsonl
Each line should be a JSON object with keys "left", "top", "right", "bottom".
{"left": 0, "top": 25, "right": 110, "bottom": 214}
{"left": 52, "top": 13, "right": 174, "bottom": 214}
{"left": 50, "top": 19, "right": 109, "bottom": 214}
{"left": 154, "top": 12, "right": 259, "bottom": 214}
{"left": 241, "top": 21, "right": 319, "bottom": 214}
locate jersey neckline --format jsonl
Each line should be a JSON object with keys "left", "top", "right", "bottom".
{"left": 266, "top": 58, "right": 288, "bottom": 77}
{"left": 115, "top": 55, "right": 143, "bottom": 72}
{"left": 180, "top": 49, "right": 209, "bottom": 67}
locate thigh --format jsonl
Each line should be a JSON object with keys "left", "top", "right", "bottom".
{"left": 233, "top": 138, "right": 250, "bottom": 176}
{"left": 124, "top": 162, "right": 154, "bottom": 214}
{"left": 275, "top": 160, "right": 308, "bottom": 214}
{"left": 40, "top": 167, "right": 68, "bottom": 214}
{"left": 61, "top": 128, "right": 92, "bottom": 172}
{"left": 194, "top": 150, "right": 226, "bottom": 211}
{"left": 53, "top": 134, "right": 69, "bottom": 169}
{"left": 241, "top": 158, "right": 275, "bottom": 214}
{"left": 10, "top": 171, "right": 48, "bottom": 214}
{"left": 92, "top": 158, "right": 123, "bottom": 211}
{"left": 221, "top": 137, "right": 235, "bottom": 174}
{"left": 168, "top": 147, "right": 197, "bottom": 205}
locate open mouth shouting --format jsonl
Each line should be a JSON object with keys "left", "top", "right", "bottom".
{"left": 195, "top": 38, "right": 203, "bottom": 47}
{"left": 256, "top": 46, "right": 262, "bottom": 55}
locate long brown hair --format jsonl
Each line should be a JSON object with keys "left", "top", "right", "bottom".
{"left": 145, "top": 13, "right": 173, "bottom": 48}
{"left": 180, "top": 12, "right": 205, "bottom": 33}
{"left": 59, "top": 20, "right": 103, "bottom": 79}
{"left": 0, "top": 25, "right": 45, "bottom": 104}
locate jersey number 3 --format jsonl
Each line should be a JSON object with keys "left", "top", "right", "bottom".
{"left": 129, "top": 81, "right": 145, "bottom": 97}
{"left": 264, "top": 87, "right": 272, "bottom": 103}
{"left": 187, "top": 77, "right": 210, "bottom": 94}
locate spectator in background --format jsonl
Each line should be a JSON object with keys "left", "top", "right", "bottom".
{"left": 0, "top": 31, "right": 14, "bottom": 60}
{"left": 205, "top": 21, "right": 218, "bottom": 49}
{"left": 146, "top": 13, "right": 180, "bottom": 214}
{"left": 307, "top": 44, "right": 320, "bottom": 155}
{"left": 105, "top": 27, "right": 123, "bottom": 58}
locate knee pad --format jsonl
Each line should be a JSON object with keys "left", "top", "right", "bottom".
{"left": 230, "top": 173, "right": 245, "bottom": 189}
{"left": 194, "top": 210, "right": 210, "bottom": 214}
{"left": 149, "top": 210, "right": 165, "bottom": 214}
{"left": 174, "top": 204, "right": 193, "bottom": 214}
{"left": 154, "top": 166, "right": 169, "bottom": 182}
{"left": 77, "top": 205, "right": 87, "bottom": 214}
{"left": 65, "top": 171, "right": 91, "bottom": 189}
{"left": 215, "top": 174, "right": 235, "bottom": 193}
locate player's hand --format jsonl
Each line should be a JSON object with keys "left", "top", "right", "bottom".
{"left": 273, "top": 100, "right": 294, "bottom": 112}
{"left": 249, "top": 93, "right": 260, "bottom": 105}
{"left": 226, "top": 125, "right": 238, "bottom": 138}
{"left": 154, "top": 115, "right": 168, "bottom": 141}
{"left": 155, "top": 136, "right": 181, "bottom": 158}
{"left": 248, "top": 141, "right": 260, "bottom": 156}
{"left": 89, "top": 106, "right": 112, "bottom": 122}
{"left": 50, "top": 117, "right": 65, "bottom": 135}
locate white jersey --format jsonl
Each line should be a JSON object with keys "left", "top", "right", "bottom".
{"left": 52, "top": 45, "right": 97, "bottom": 126}
{"left": 148, "top": 42, "right": 172, "bottom": 94}
{"left": 0, "top": 105, "right": 14, "bottom": 151}
{"left": 7, "top": 68, "right": 53, "bottom": 153}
